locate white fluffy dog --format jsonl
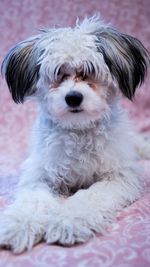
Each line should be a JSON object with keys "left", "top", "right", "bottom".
{"left": 0, "top": 15, "right": 149, "bottom": 253}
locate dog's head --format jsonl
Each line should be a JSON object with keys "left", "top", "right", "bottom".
{"left": 1, "top": 16, "right": 149, "bottom": 129}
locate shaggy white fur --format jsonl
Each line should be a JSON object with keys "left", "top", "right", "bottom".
{"left": 0, "top": 15, "right": 149, "bottom": 253}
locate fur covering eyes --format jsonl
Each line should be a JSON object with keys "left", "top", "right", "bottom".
{"left": 2, "top": 15, "right": 149, "bottom": 103}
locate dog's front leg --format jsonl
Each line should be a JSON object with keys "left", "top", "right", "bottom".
{"left": 45, "top": 170, "right": 143, "bottom": 245}
{"left": 0, "top": 183, "right": 61, "bottom": 253}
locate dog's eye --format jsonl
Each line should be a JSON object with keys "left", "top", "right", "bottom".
{"left": 57, "top": 73, "right": 70, "bottom": 83}
{"left": 61, "top": 74, "right": 70, "bottom": 81}
{"left": 81, "top": 73, "right": 88, "bottom": 80}
{"left": 76, "top": 71, "right": 87, "bottom": 81}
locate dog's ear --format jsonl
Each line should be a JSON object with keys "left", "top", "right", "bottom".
{"left": 1, "top": 38, "right": 41, "bottom": 103}
{"left": 95, "top": 28, "right": 150, "bottom": 100}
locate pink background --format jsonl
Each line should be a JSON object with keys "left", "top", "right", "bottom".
{"left": 0, "top": 0, "right": 150, "bottom": 266}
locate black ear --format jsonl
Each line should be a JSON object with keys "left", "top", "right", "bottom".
{"left": 95, "top": 28, "right": 150, "bottom": 100}
{"left": 1, "top": 39, "right": 40, "bottom": 103}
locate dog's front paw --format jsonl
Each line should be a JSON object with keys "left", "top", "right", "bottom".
{"left": 0, "top": 212, "right": 45, "bottom": 254}
{"left": 45, "top": 216, "right": 94, "bottom": 246}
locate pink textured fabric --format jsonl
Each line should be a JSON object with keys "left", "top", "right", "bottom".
{"left": 0, "top": 0, "right": 150, "bottom": 266}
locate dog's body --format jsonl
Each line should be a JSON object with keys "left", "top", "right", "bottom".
{"left": 0, "top": 16, "right": 149, "bottom": 253}
{"left": 22, "top": 104, "right": 137, "bottom": 196}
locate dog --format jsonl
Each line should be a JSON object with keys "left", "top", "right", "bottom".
{"left": 0, "top": 15, "right": 149, "bottom": 254}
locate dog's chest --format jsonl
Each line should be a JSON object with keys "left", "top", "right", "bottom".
{"left": 44, "top": 128, "right": 103, "bottom": 183}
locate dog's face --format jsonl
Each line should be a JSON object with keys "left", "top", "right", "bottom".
{"left": 1, "top": 16, "right": 149, "bottom": 129}
{"left": 37, "top": 33, "right": 113, "bottom": 128}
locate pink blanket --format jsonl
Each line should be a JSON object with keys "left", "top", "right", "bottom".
{"left": 0, "top": 0, "right": 150, "bottom": 266}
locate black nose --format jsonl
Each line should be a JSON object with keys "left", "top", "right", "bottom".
{"left": 65, "top": 91, "right": 83, "bottom": 108}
